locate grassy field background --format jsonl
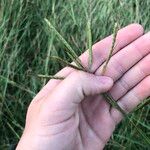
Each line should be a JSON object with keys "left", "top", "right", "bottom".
{"left": 0, "top": 0, "right": 150, "bottom": 149}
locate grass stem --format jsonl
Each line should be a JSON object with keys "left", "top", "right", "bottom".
{"left": 37, "top": 74, "right": 65, "bottom": 80}
{"left": 50, "top": 56, "right": 88, "bottom": 72}
{"left": 101, "top": 23, "right": 118, "bottom": 74}
{"left": 44, "top": 18, "right": 84, "bottom": 69}
{"left": 87, "top": 19, "right": 93, "bottom": 70}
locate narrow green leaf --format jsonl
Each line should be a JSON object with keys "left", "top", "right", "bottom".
{"left": 134, "top": 98, "right": 150, "bottom": 112}
{"left": 129, "top": 119, "right": 150, "bottom": 145}
{"left": 0, "top": 75, "right": 35, "bottom": 96}
{"left": 6, "top": 122, "right": 20, "bottom": 139}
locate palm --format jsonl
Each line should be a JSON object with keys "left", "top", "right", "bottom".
{"left": 76, "top": 95, "right": 114, "bottom": 149}
{"left": 80, "top": 95, "right": 113, "bottom": 140}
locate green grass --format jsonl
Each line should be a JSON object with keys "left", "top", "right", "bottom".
{"left": 0, "top": 0, "right": 150, "bottom": 149}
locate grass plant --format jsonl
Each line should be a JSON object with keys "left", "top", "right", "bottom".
{"left": 0, "top": 0, "right": 150, "bottom": 149}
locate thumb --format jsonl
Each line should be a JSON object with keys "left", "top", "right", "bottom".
{"left": 44, "top": 71, "right": 113, "bottom": 110}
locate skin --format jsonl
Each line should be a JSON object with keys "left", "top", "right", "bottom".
{"left": 17, "top": 24, "right": 150, "bottom": 150}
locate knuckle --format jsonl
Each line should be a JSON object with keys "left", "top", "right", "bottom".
{"left": 71, "top": 71, "right": 87, "bottom": 82}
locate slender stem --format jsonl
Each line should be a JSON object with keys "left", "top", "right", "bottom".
{"left": 44, "top": 18, "right": 84, "bottom": 69}
{"left": 103, "top": 93, "right": 126, "bottom": 116}
{"left": 37, "top": 74, "right": 65, "bottom": 80}
{"left": 50, "top": 56, "right": 88, "bottom": 72}
{"left": 43, "top": 37, "right": 54, "bottom": 86}
{"left": 101, "top": 23, "right": 118, "bottom": 74}
{"left": 87, "top": 0, "right": 93, "bottom": 70}
{"left": 100, "top": 23, "right": 127, "bottom": 118}
{"left": 0, "top": 75, "right": 35, "bottom": 96}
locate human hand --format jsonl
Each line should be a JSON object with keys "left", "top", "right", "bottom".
{"left": 17, "top": 24, "right": 150, "bottom": 150}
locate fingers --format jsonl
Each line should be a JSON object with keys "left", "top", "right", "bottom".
{"left": 110, "top": 54, "right": 150, "bottom": 100}
{"left": 41, "top": 72, "right": 113, "bottom": 122}
{"left": 46, "top": 71, "right": 113, "bottom": 107}
{"left": 111, "top": 76, "right": 150, "bottom": 124}
{"left": 95, "top": 32, "right": 150, "bottom": 81}
{"left": 34, "top": 24, "right": 144, "bottom": 101}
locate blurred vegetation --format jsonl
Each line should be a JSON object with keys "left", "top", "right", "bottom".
{"left": 0, "top": 0, "right": 149, "bottom": 149}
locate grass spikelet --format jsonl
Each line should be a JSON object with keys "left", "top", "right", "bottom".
{"left": 102, "top": 22, "right": 119, "bottom": 74}
{"left": 100, "top": 23, "right": 125, "bottom": 117}
{"left": 44, "top": 18, "right": 84, "bottom": 69}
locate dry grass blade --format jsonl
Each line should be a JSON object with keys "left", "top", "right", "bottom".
{"left": 44, "top": 18, "right": 84, "bottom": 69}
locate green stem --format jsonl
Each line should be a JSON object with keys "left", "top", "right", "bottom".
{"left": 102, "top": 23, "right": 118, "bottom": 74}
{"left": 44, "top": 18, "right": 84, "bottom": 69}
{"left": 37, "top": 74, "right": 65, "bottom": 80}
